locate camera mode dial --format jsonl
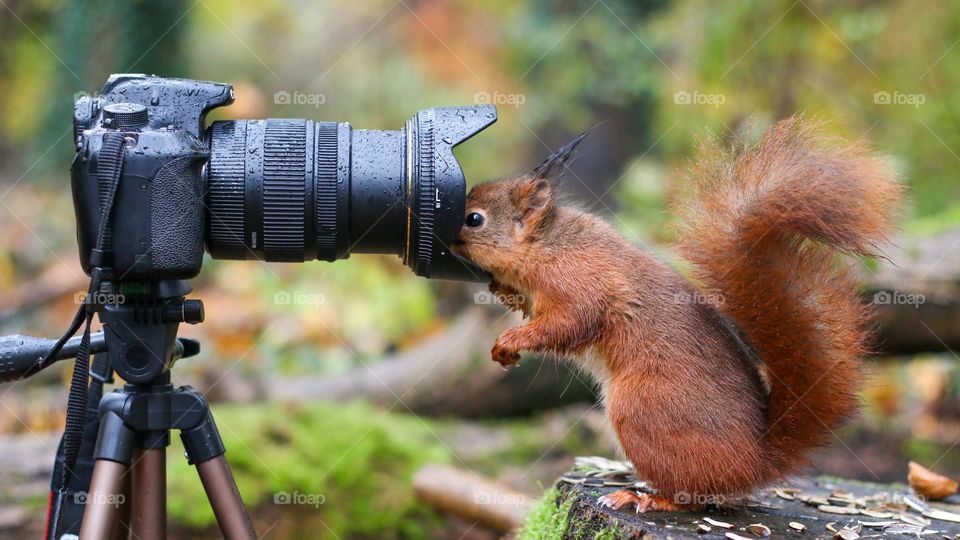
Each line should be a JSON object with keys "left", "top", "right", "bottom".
{"left": 103, "top": 103, "right": 149, "bottom": 130}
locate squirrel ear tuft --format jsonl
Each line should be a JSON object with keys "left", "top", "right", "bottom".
{"left": 529, "top": 128, "right": 593, "bottom": 182}
{"left": 513, "top": 178, "right": 555, "bottom": 238}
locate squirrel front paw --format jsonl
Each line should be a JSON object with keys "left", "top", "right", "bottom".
{"left": 491, "top": 332, "right": 522, "bottom": 368}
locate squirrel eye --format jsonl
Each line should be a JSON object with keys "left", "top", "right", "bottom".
{"left": 465, "top": 212, "right": 485, "bottom": 228}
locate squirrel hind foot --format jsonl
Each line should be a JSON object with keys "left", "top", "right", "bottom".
{"left": 597, "top": 490, "right": 690, "bottom": 513}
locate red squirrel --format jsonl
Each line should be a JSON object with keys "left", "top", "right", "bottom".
{"left": 452, "top": 118, "right": 902, "bottom": 512}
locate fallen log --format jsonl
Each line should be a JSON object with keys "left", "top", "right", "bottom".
{"left": 0, "top": 258, "right": 87, "bottom": 326}
{"left": 863, "top": 228, "right": 960, "bottom": 354}
{"left": 413, "top": 463, "right": 533, "bottom": 533}
{"left": 265, "top": 307, "right": 595, "bottom": 418}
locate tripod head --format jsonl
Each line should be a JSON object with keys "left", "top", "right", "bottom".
{"left": 0, "top": 279, "right": 202, "bottom": 384}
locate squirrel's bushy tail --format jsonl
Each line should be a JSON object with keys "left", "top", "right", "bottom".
{"left": 675, "top": 117, "right": 902, "bottom": 476}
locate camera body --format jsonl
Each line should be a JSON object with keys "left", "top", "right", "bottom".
{"left": 72, "top": 75, "right": 234, "bottom": 280}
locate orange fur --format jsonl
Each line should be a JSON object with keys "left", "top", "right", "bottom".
{"left": 453, "top": 117, "right": 902, "bottom": 506}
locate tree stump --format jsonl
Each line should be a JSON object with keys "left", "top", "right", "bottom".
{"left": 524, "top": 458, "right": 960, "bottom": 539}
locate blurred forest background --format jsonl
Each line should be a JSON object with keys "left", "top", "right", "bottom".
{"left": 2, "top": 0, "right": 960, "bottom": 538}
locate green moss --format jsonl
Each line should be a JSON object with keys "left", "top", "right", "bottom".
{"left": 166, "top": 400, "right": 449, "bottom": 539}
{"left": 517, "top": 485, "right": 623, "bottom": 540}
{"left": 592, "top": 523, "right": 622, "bottom": 540}
{"left": 516, "top": 487, "right": 574, "bottom": 540}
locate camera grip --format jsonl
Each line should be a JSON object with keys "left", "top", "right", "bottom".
{"left": 146, "top": 155, "right": 206, "bottom": 276}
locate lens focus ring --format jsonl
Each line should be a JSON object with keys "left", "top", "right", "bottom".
{"left": 207, "top": 121, "right": 247, "bottom": 259}
{"left": 410, "top": 114, "right": 435, "bottom": 275}
{"left": 314, "top": 122, "right": 339, "bottom": 261}
{"left": 262, "top": 119, "right": 307, "bottom": 261}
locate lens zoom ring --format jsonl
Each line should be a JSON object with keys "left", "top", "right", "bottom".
{"left": 314, "top": 122, "right": 338, "bottom": 260}
{"left": 263, "top": 119, "right": 307, "bottom": 261}
{"left": 208, "top": 121, "right": 246, "bottom": 257}
{"left": 414, "top": 117, "right": 435, "bottom": 270}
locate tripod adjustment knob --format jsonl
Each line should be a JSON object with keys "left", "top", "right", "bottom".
{"left": 165, "top": 299, "right": 204, "bottom": 324}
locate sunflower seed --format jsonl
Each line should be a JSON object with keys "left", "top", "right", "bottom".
{"left": 697, "top": 524, "right": 711, "bottom": 533}
{"left": 820, "top": 505, "right": 862, "bottom": 515}
{"left": 905, "top": 495, "right": 930, "bottom": 513}
{"left": 789, "top": 522, "right": 806, "bottom": 532}
{"left": 834, "top": 530, "right": 859, "bottom": 540}
{"left": 859, "top": 520, "right": 897, "bottom": 528}
{"left": 923, "top": 508, "right": 960, "bottom": 523}
{"left": 882, "top": 523, "right": 923, "bottom": 535}
{"left": 775, "top": 489, "right": 796, "bottom": 501}
{"left": 703, "top": 517, "right": 734, "bottom": 529}
{"left": 599, "top": 479, "right": 635, "bottom": 487}
{"left": 860, "top": 509, "right": 894, "bottom": 518}
{"left": 746, "top": 523, "right": 771, "bottom": 537}
{"left": 900, "top": 513, "right": 931, "bottom": 527}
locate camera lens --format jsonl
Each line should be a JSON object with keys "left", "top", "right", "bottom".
{"left": 205, "top": 107, "right": 496, "bottom": 281}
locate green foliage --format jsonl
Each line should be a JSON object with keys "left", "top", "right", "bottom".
{"left": 654, "top": 0, "right": 960, "bottom": 227}
{"left": 503, "top": 0, "right": 668, "bottom": 135}
{"left": 166, "top": 400, "right": 449, "bottom": 538}
{"left": 6, "top": 0, "right": 960, "bottom": 225}
{"left": 255, "top": 257, "right": 438, "bottom": 367}
{"left": 611, "top": 159, "right": 672, "bottom": 242}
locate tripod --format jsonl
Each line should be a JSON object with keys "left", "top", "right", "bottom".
{"left": 83, "top": 279, "right": 257, "bottom": 540}
{"left": 80, "top": 382, "right": 254, "bottom": 539}
{"left": 1, "top": 279, "right": 257, "bottom": 539}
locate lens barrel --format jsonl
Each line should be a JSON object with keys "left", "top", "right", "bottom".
{"left": 206, "top": 106, "right": 496, "bottom": 281}
{"left": 206, "top": 118, "right": 348, "bottom": 262}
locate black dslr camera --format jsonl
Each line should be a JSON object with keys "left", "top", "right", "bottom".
{"left": 71, "top": 74, "right": 495, "bottom": 282}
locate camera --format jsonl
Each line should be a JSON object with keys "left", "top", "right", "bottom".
{"left": 71, "top": 74, "right": 496, "bottom": 282}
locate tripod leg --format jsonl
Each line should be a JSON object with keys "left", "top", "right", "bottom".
{"left": 180, "top": 402, "right": 257, "bottom": 540}
{"left": 196, "top": 456, "right": 258, "bottom": 539}
{"left": 130, "top": 448, "right": 166, "bottom": 540}
{"left": 109, "top": 465, "right": 131, "bottom": 540}
{"left": 80, "top": 409, "right": 136, "bottom": 540}
{"left": 80, "top": 460, "right": 127, "bottom": 540}
{"left": 180, "top": 403, "right": 257, "bottom": 540}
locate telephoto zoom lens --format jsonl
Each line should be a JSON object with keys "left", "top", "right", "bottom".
{"left": 205, "top": 106, "right": 496, "bottom": 281}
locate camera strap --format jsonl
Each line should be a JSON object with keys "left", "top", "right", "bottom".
{"left": 45, "top": 131, "right": 125, "bottom": 540}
